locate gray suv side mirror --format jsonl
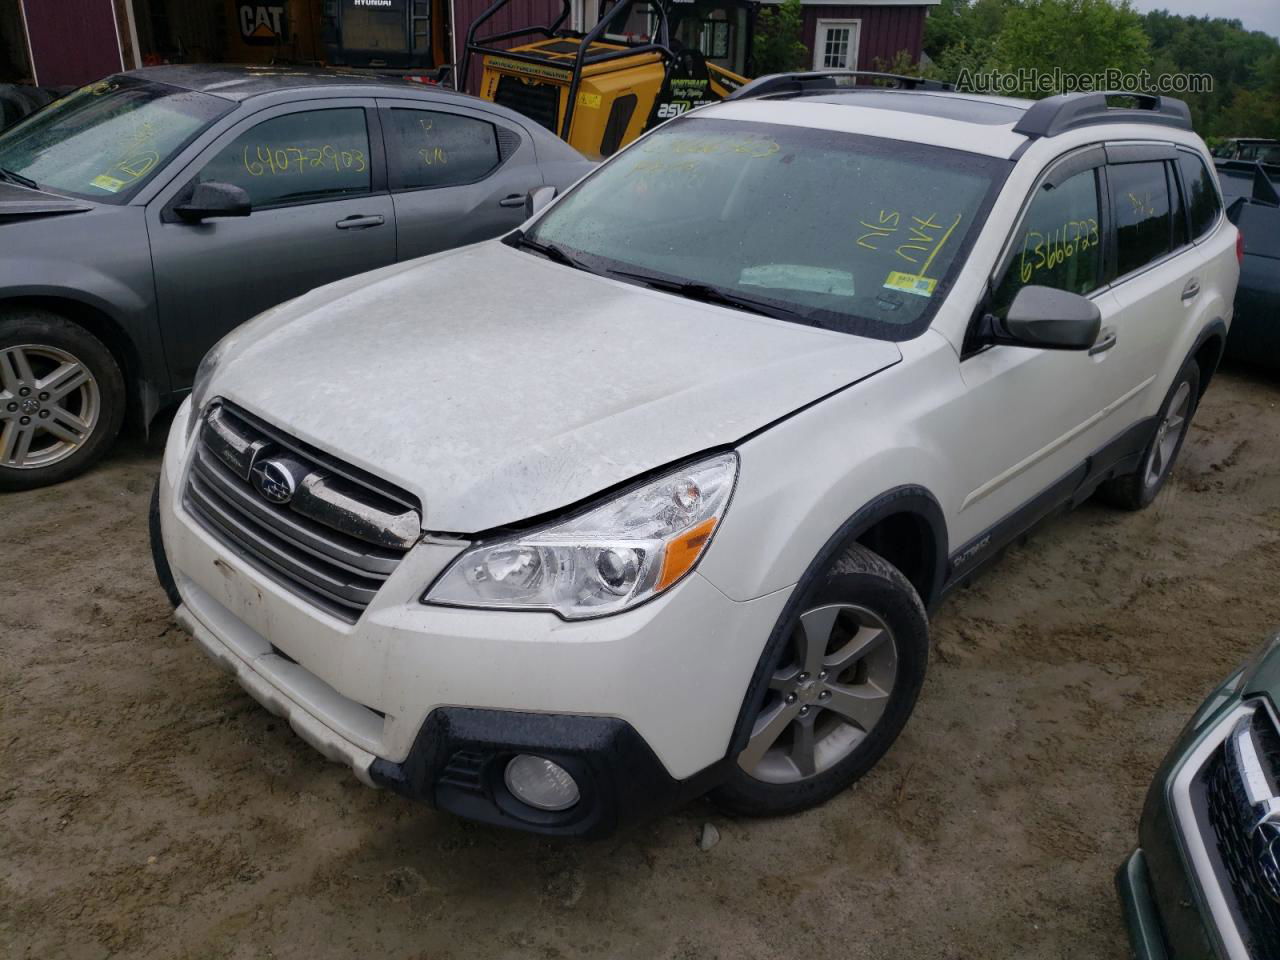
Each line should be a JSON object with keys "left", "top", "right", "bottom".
{"left": 985, "top": 285, "right": 1102, "bottom": 350}
{"left": 525, "top": 186, "right": 556, "bottom": 218}
{"left": 175, "top": 181, "right": 252, "bottom": 222}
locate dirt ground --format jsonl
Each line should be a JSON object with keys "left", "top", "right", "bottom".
{"left": 3, "top": 365, "right": 1279, "bottom": 960}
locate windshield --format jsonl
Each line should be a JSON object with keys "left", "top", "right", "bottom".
{"left": 0, "top": 76, "right": 233, "bottom": 202}
{"left": 527, "top": 117, "right": 1011, "bottom": 339}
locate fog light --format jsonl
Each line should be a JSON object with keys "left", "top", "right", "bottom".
{"left": 504, "top": 755, "right": 580, "bottom": 811}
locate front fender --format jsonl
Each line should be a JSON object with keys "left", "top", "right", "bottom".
{"left": 699, "top": 335, "right": 961, "bottom": 605}
{"left": 0, "top": 207, "right": 166, "bottom": 399}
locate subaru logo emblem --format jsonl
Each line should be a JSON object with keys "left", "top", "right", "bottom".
{"left": 1256, "top": 820, "right": 1280, "bottom": 904}
{"left": 255, "top": 459, "right": 297, "bottom": 504}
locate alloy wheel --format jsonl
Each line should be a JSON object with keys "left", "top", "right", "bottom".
{"left": 738, "top": 603, "right": 899, "bottom": 784}
{"left": 0, "top": 343, "right": 100, "bottom": 470}
{"left": 1144, "top": 380, "right": 1192, "bottom": 488}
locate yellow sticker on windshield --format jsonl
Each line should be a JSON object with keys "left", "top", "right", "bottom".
{"left": 883, "top": 271, "right": 936, "bottom": 298}
{"left": 90, "top": 174, "right": 127, "bottom": 193}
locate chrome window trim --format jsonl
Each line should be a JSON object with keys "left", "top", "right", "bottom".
{"left": 1171, "top": 701, "right": 1255, "bottom": 960}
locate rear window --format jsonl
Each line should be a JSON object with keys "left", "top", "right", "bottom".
{"left": 1108, "top": 161, "right": 1173, "bottom": 278}
{"left": 385, "top": 108, "right": 501, "bottom": 190}
{"left": 1177, "top": 151, "right": 1221, "bottom": 240}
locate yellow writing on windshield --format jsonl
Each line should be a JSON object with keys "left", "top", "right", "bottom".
{"left": 242, "top": 144, "right": 367, "bottom": 176}
{"left": 116, "top": 152, "right": 159, "bottom": 180}
{"left": 857, "top": 210, "right": 901, "bottom": 250}
{"left": 857, "top": 210, "right": 963, "bottom": 277}
{"left": 1018, "top": 217, "right": 1099, "bottom": 283}
{"left": 895, "top": 214, "right": 945, "bottom": 265}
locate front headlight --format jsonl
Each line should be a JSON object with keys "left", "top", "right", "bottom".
{"left": 186, "top": 333, "right": 237, "bottom": 434}
{"left": 424, "top": 452, "right": 738, "bottom": 619}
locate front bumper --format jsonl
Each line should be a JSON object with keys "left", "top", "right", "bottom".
{"left": 158, "top": 399, "right": 790, "bottom": 835}
{"left": 1117, "top": 849, "right": 1172, "bottom": 960}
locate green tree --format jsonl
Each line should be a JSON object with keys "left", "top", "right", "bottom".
{"left": 917, "top": 0, "right": 1280, "bottom": 133}
{"left": 924, "top": 0, "right": 1010, "bottom": 62}
{"left": 751, "top": 0, "right": 808, "bottom": 75}
{"left": 1215, "top": 53, "right": 1280, "bottom": 138}
{"left": 990, "top": 0, "right": 1151, "bottom": 91}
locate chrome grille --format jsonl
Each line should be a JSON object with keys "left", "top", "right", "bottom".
{"left": 1203, "top": 707, "right": 1280, "bottom": 960}
{"left": 183, "top": 401, "right": 421, "bottom": 622}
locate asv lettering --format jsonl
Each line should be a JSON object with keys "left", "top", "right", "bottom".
{"left": 656, "top": 102, "right": 691, "bottom": 120}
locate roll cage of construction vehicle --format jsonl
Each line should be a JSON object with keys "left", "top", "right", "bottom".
{"left": 460, "top": 0, "right": 678, "bottom": 141}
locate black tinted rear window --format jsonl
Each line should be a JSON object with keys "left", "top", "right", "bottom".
{"left": 1109, "top": 161, "right": 1172, "bottom": 277}
{"left": 1177, "top": 151, "right": 1221, "bottom": 239}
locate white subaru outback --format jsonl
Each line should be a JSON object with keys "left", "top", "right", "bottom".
{"left": 152, "top": 74, "right": 1240, "bottom": 837}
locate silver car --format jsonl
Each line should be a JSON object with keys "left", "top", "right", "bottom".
{"left": 0, "top": 65, "right": 593, "bottom": 490}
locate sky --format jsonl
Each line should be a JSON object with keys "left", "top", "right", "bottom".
{"left": 1128, "top": 0, "right": 1280, "bottom": 41}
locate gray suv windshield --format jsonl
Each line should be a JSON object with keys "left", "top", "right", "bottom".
{"left": 0, "top": 76, "right": 232, "bottom": 202}
{"left": 527, "top": 117, "right": 1011, "bottom": 340}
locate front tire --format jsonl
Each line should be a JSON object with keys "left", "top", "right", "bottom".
{"left": 0, "top": 310, "right": 125, "bottom": 491}
{"left": 711, "top": 544, "right": 929, "bottom": 818}
{"left": 1095, "top": 358, "right": 1200, "bottom": 511}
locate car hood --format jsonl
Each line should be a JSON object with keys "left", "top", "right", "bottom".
{"left": 212, "top": 242, "right": 902, "bottom": 532}
{"left": 0, "top": 181, "right": 94, "bottom": 219}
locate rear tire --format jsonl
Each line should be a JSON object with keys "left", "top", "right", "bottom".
{"left": 1095, "top": 358, "right": 1200, "bottom": 511}
{"left": 0, "top": 310, "right": 125, "bottom": 491}
{"left": 711, "top": 544, "right": 929, "bottom": 818}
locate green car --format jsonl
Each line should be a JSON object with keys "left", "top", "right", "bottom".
{"left": 1118, "top": 633, "right": 1280, "bottom": 960}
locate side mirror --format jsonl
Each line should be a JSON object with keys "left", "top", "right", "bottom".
{"left": 985, "top": 285, "right": 1102, "bottom": 350}
{"left": 525, "top": 185, "right": 556, "bottom": 218}
{"left": 175, "top": 181, "right": 252, "bottom": 222}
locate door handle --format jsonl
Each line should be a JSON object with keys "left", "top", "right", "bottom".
{"left": 498, "top": 194, "right": 526, "bottom": 208}
{"left": 336, "top": 214, "right": 385, "bottom": 229}
{"left": 1181, "top": 278, "right": 1201, "bottom": 301}
{"left": 1088, "top": 330, "right": 1118, "bottom": 356}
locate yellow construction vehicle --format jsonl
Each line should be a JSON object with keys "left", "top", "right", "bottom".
{"left": 461, "top": 0, "right": 748, "bottom": 159}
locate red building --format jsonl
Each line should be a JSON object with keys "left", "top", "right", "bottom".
{"left": 796, "top": 1, "right": 934, "bottom": 73}
{"left": 3, "top": 0, "right": 937, "bottom": 92}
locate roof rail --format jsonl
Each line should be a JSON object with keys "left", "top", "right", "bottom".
{"left": 726, "top": 70, "right": 952, "bottom": 101}
{"left": 1013, "top": 92, "right": 1192, "bottom": 138}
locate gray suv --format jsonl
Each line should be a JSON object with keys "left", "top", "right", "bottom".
{"left": 0, "top": 65, "right": 593, "bottom": 490}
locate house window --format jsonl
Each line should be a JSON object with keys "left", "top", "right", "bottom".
{"left": 814, "top": 19, "right": 859, "bottom": 71}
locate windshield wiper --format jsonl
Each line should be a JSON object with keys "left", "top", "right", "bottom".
{"left": 0, "top": 167, "right": 39, "bottom": 190}
{"left": 606, "top": 267, "right": 813, "bottom": 323}
{"left": 503, "top": 230, "right": 595, "bottom": 272}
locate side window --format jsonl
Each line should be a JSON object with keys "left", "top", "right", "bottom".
{"left": 387, "top": 109, "right": 501, "bottom": 190}
{"left": 197, "top": 108, "right": 371, "bottom": 208}
{"left": 1108, "top": 161, "right": 1172, "bottom": 277}
{"left": 1177, "top": 151, "right": 1222, "bottom": 240}
{"left": 992, "top": 166, "right": 1101, "bottom": 314}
